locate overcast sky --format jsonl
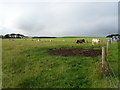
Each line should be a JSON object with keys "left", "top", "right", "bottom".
{"left": 0, "top": 1, "right": 118, "bottom": 37}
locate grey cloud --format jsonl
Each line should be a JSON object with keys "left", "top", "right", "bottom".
{"left": 8, "top": 2, "right": 118, "bottom": 37}
{"left": 16, "top": 18, "right": 45, "bottom": 32}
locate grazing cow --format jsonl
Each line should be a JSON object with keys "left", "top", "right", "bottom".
{"left": 76, "top": 39, "right": 85, "bottom": 44}
{"left": 49, "top": 40, "right": 52, "bottom": 42}
{"left": 36, "top": 39, "right": 40, "bottom": 42}
{"left": 92, "top": 39, "right": 100, "bottom": 45}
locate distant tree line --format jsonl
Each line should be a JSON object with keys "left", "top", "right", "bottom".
{"left": 0, "top": 34, "right": 57, "bottom": 39}
{"left": 1, "top": 33, "right": 25, "bottom": 38}
{"left": 106, "top": 34, "right": 120, "bottom": 38}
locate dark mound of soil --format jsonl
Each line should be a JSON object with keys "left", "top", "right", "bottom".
{"left": 48, "top": 48, "right": 102, "bottom": 57}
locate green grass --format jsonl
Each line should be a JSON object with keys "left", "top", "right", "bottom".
{"left": 0, "top": 39, "right": 2, "bottom": 89}
{"left": 2, "top": 37, "right": 117, "bottom": 88}
{"left": 107, "top": 41, "right": 118, "bottom": 76}
{"left": 106, "top": 41, "right": 119, "bottom": 87}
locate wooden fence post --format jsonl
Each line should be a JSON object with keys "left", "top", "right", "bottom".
{"left": 102, "top": 47, "right": 107, "bottom": 78}
{"left": 106, "top": 41, "right": 109, "bottom": 54}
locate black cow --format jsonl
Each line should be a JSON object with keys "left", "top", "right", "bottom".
{"left": 76, "top": 39, "right": 85, "bottom": 44}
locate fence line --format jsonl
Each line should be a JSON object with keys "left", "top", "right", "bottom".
{"left": 101, "top": 38, "right": 119, "bottom": 88}
{"left": 106, "top": 59, "right": 118, "bottom": 83}
{"left": 106, "top": 76, "right": 112, "bottom": 88}
{"left": 107, "top": 70, "right": 116, "bottom": 88}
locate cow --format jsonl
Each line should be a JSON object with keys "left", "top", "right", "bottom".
{"left": 49, "top": 40, "right": 52, "bottom": 42}
{"left": 92, "top": 39, "right": 100, "bottom": 45}
{"left": 76, "top": 39, "right": 85, "bottom": 44}
{"left": 36, "top": 39, "right": 40, "bottom": 42}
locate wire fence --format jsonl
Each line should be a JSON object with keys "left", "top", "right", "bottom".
{"left": 102, "top": 38, "right": 119, "bottom": 88}
{"left": 106, "top": 59, "right": 118, "bottom": 88}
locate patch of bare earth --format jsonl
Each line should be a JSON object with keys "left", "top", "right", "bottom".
{"left": 48, "top": 48, "right": 102, "bottom": 57}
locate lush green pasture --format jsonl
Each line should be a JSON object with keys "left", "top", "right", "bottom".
{"left": 106, "top": 41, "right": 119, "bottom": 87}
{"left": 2, "top": 37, "right": 118, "bottom": 88}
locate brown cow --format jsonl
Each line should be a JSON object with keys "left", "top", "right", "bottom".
{"left": 76, "top": 39, "right": 85, "bottom": 44}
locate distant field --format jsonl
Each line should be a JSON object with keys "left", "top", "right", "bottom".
{"left": 2, "top": 37, "right": 118, "bottom": 88}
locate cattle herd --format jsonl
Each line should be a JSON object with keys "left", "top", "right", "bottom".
{"left": 75, "top": 38, "right": 101, "bottom": 45}
{"left": 108, "top": 36, "right": 120, "bottom": 42}
{"left": 8, "top": 38, "right": 102, "bottom": 45}
{"left": 35, "top": 38, "right": 101, "bottom": 45}
{"left": 8, "top": 36, "right": 120, "bottom": 45}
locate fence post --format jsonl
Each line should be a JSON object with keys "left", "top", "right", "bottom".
{"left": 106, "top": 41, "right": 110, "bottom": 54}
{"left": 102, "top": 47, "right": 107, "bottom": 78}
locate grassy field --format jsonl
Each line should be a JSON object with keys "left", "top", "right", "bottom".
{"left": 106, "top": 41, "right": 119, "bottom": 87}
{"left": 2, "top": 37, "right": 118, "bottom": 88}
